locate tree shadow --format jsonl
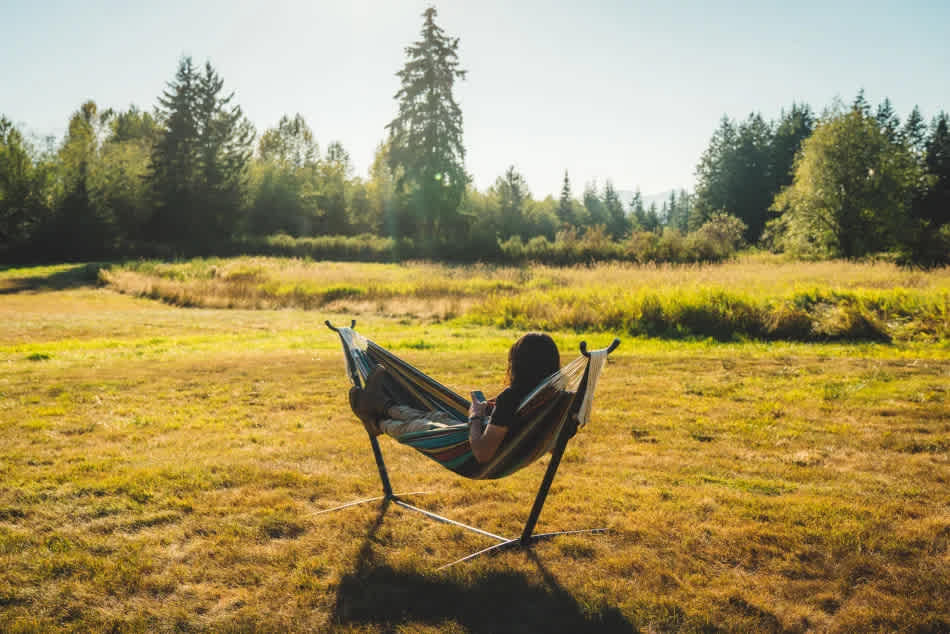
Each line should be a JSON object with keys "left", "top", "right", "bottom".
{"left": 0, "top": 263, "right": 102, "bottom": 294}
{"left": 331, "top": 499, "right": 638, "bottom": 633}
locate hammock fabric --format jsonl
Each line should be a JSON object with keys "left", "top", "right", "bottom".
{"left": 335, "top": 327, "right": 608, "bottom": 480}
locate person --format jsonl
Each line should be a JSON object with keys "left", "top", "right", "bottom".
{"left": 349, "top": 333, "right": 561, "bottom": 464}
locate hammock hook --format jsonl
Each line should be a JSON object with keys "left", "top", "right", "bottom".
{"left": 325, "top": 319, "right": 357, "bottom": 333}
{"left": 579, "top": 338, "right": 621, "bottom": 357}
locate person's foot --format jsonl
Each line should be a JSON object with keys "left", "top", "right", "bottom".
{"left": 363, "top": 365, "right": 394, "bottom": 417}
{"left": 349, "top": 386, "right": 381, "bottom": 436}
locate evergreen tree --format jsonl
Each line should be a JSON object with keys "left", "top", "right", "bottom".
{"left": 901, "top": 105, "right": 927, "bottom": 157}
{"left": 852, "top": 88, "right": 871, "bottom": 116}
{"left": 582, "top": 181, "right": 608, "bottom": 228}
{"left": 771, "top": 103, "right": 814, "bottom": 192}
{"left": 694, "top": 113, "right": 774, "bottom": 242}
{"left": 629, "top": 188, "right": 645, "bottom": 231}
{"left": 900, "top": 112, "right": 950, "bottom": 266}
{"left": 194, "top": 61, "right": 254, "bottom": 240}
{"left": 645, "top": 201, "right": 660, "bottom": 233}
{"left": 149, "top": 57, "right": 200, "bottom": 242}
{"left": 557, "top": 170, "right": 574, "bottom": 226}
{"left": 386, "top": 7, "right": 467, "bottom": 242}
{"left": 0, "top": 117, "right": 54, "bottom": 250}
{"left": 922, "top": 113, "right": 950, "bottom": 228}
{"left": 492, "top": 165, "right": 530, "bottom": 239}
{"left": 875, "top": 97, "right": 900, "bottom": 142}
{"left": 665, "top": 190, "right": 681, "bottom": 231}
{"left": 603, "top": 180, "right": 629, "bottom": 238}
{"left": 694, "top": 116, "right": 739, "bottom": 225}
{"left": 149, "top": 57, "right": 253, "bottom": 246}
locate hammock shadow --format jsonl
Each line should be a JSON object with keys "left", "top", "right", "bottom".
{"left": 331, "top": 499, "right": 638, "bottom": 633}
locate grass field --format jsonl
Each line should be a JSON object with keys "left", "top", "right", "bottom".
{"left": 1, "top": 261, "right": 949, "bottom": 632}
{"left": 101, "top": 255, "right": 950, "bottom": 343}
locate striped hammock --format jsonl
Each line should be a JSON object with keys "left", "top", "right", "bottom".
{"left": 335, "top": 327, "right": 608, "bottom": 480}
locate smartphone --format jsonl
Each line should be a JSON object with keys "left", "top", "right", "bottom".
{"left": 470, "top": 390, "right": 486, "bottom": 403}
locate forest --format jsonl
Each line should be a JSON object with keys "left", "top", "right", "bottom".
{"left": 1, "top": 8, "right": 948, "bottom": 266}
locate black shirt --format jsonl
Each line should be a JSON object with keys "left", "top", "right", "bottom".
{"left": 488, "top": 387, "right": 523, "bottom": 433}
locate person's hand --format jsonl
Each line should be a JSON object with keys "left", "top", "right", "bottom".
{"left": 469, "top": 399, "right": 488, "bottom": 418}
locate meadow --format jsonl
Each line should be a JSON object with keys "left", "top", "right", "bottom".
{"left": 1, "top": 260, "right": 948, "bottom": 632}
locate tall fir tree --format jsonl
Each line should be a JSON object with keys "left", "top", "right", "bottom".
{"left": 149, "top": 57, "right": 252, "bottom": 246}
{"left": 493, "top": 165, "right": 530, "bottom": 239}
{"left": 0, "top": 117, "right": 54, "bottom": 250}
{"left": 875, "top": 97, "right": 900, "bottom": 142}
{"left": 922, "top": 112, "right": 950, "bottom": 228}
{"left": 629, "top": 188, "right": 645, "bottom": 231}
{"left": 602, "top": 180, "right": 629, "bottom": 238}
{"left": 901, "top": 105, "right": 927, "bottom": 157}
{"left": 386, "top": 7, "right": 467, "bottom": 242}
{"left": 557, "top": 170, "right": 574, "bottom": 226}
{"left": 583, "top": 181, "right": 608, "bottom": 228}
{"left": 771, "top": 103, "right": 814, "bottom": 192}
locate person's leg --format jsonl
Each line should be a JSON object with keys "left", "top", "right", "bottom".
{"left": 379, "top": 404, "right": 461, "bottom": 437}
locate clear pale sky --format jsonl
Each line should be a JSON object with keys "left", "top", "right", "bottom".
{"left": 3, "top": 0, "right": 949, "bottom": 198}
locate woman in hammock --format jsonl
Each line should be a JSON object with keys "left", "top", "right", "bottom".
{"left": 349, "top": 333, "right": 561, "bottom": 464}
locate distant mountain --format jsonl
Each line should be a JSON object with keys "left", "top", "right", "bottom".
{"left": 616, "top": 189, "right": 683, "bottom": 210}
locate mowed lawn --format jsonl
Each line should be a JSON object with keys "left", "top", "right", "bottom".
{"left": 1, "top": 264, "right": 949, "bottom": 632}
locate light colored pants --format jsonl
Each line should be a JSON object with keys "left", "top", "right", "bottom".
{"left": 379, "top": 404, "right": 460, "bottom": 438}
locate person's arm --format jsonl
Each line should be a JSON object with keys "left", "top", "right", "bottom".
{"left": 468, "top": 416, "right": 507, "bottom": 463}
{"left": 468, "top": 392, "right": 510, "bottom": 463}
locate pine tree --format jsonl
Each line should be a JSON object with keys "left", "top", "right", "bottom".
{"left": 875, "top": 97, "right": 900, "bottom": 142}
{"left": 149, "top": 57, "right": 200, "bottom": 242}
{"left": 0, "top": 117, "right": 54, "bottom": 249}
{"left": 602, "top": 180, "right": 628, "bottom": 239}
{"left": 582, "top": 181, "right": 608, "bottom": 228}
{"left": 629, "top": 188, "right": 645, "bottom": 231}
{"left": 493, "top": 165, "right": 529, "bottom": 239}
{"left": 771, "top": 103, "right": 814, "bottom": 192}
{"left": 922, "top": 112, "right": 950, "bottom": 227}
{"left": 194, "top": 61, "right": 254, "bottom": 240}
{"left": 852, "top": 88, "right": 871, "bottom": 116}
{"left": 645, "top": 202, "right": 660, "bottom": 233}
{"left": 149, "top": 57, "right": 253, "bottom": 246}
{"left": 557, "top": 170, "right": 574, "bottom": 226}
{"left": 386, "top": 7, "right": 467, "bottom": 242}
{"left": 902, "top": 105, "right": 927, "bottom": 157}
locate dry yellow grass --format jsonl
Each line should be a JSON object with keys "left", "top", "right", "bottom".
{"left": 101, "top": 256, "right": 950, "bottom": 342}
{"left": 0, "top": 264, "right": 948, "bottom": 631}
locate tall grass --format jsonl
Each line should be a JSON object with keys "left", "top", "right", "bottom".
{"left": 100, "top": 255, "right": 950, "bottom": 342}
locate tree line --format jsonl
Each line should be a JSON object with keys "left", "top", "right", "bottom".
{"left": 1, "top": 8, "right": 947, "bottom": 265}
{"left": 692, "top": 92, "right": 950, "bottom": 265}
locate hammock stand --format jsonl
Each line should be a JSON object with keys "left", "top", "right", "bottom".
{"left": 323, "top": 320, "right": 620, "bottom": 568}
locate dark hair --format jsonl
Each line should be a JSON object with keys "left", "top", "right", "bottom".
{"left": 506, "top": 333, "right": 560, "bottom": 393}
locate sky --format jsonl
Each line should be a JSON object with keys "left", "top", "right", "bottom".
{"left": 3, "top": 0, "right": 949, "bottom": 199}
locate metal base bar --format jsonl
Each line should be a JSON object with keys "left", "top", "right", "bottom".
{"left": 391, "top": 498, "right": 510, "bottom": 542}
{"left": 313, "top": 491, "right": 433, "bottom": 515}
{"left": 436, "top": 527, "right": 608, "bottom": 570}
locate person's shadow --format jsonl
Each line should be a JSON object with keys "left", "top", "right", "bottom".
{"left": 331, "top": 498, "right": 638, "bottom": 633}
